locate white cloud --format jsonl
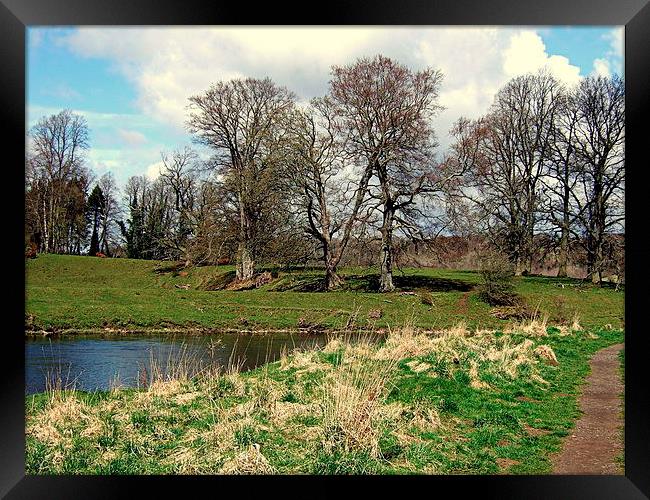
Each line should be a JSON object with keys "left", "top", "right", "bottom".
{"left": 602, "top": 28, "right": 624, "bottom": 76}
{"left": 502, "top": 31, "right": 581, "bottom": 85}
{"left": 61, "top": 27, "right": 387, "bottom": 127}
{"left": 57, "top": 27, "right": 589, "bottom": 159}
{"left": 604, "top": 28, "right": 624, "bottom": 58}
{"left": 145, "top": 161, "right": 164, "bottom": 180}
{"left": 27, "top": 104, "right": 172, "bottom": 187}
{"left": 592, "top": 58, "right": 612, "bottom": 77}
{"left": 117, "top": 128, "right": 147, "bottom": 147}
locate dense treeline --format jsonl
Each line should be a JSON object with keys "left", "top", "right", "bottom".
{"left": 25, "top": 55, "right": 624, "bottom": 288}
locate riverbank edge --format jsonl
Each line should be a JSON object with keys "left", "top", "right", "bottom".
{"left": 24, "top": 326, "right": 383, "bottom": 338}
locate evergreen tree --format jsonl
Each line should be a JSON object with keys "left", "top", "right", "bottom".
{"left": 87, "top": 184, "right": 105, "bottom": 255}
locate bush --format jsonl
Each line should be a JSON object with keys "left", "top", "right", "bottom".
{"left": 477, "top": 250, "right": 521, "bottom": 306}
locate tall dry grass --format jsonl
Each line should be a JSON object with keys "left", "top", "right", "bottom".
{"left": 319, "top": 332, "right": 399, "bottom": 458}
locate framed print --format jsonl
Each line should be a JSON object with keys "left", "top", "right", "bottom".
{"left": 2, "top": 0, "right": 649, "bottom": 497}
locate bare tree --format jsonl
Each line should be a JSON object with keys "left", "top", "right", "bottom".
{"left": 97, "top": 172, "right": 120, "bottom": 256}
{"left": 451, "top": 71, "right": 564, "bottom": 275}
{"left": 159, "top": 147, "right": 199, "bottom": 264}
{"left": 184, "top": 177, "right": 236, "bottom": 265}
{"left": 572, "top": 75, "right": 625, "bottom": 283}
{"left": 187, "top": 77, "right": 296, "bottom": 280}
{"left": 541, "top": 87, "right": 581, "bottom": 277}
{"left": 286, "top": 99, "right": 373, "bottom": 289}
{"left": 26, "top": 109, "right": 91, "bottom": 254}
{"left": 328, "top": 55, "right": 445, "bottom": 291}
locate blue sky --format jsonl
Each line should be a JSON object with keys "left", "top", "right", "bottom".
{"left": 27, "top": 26, "right": 624, "bottom": 188}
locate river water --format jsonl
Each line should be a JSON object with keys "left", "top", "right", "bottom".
{"left": 25, "top": 333, "right": 333, "bottom": 395}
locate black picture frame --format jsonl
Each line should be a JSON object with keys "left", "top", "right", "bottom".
{"left": 2, "top": 1, "right": 648, "bottom": 497}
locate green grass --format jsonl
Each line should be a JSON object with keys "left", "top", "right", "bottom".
{"left": 25, "top": 254, "right": 624, "bottom": 333}
{"left": 25, "top": 325, "right": 624, "bottom": 474}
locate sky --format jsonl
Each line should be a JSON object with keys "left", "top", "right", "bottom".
{"left": 27, "top": 26, "right": 624, "bottom": 188}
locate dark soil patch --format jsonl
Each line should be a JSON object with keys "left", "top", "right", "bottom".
{"left": 552, "top": 343, "right": 624, "bottom": 475}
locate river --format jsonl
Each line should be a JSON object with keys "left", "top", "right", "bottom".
{"left": 25, "top": 332, "right": 333, "bottom": 395}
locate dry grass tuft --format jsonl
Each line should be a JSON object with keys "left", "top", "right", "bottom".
{"left": 173, "top": 391, "right": 202, "bottom": 405}
{"left": 269, "top": 402, "right": 318, "bottom": 426}
{"left": 469, "top": 359, "right": 490, "bottom": 389}
{"left": 556, "top": 314, "right": 582, "bottom": 336}
{"left": 473, "top": 327, "right": 498, "bottom": 336}
{"left": 482, "top": 338, "right": 536, "bottom": 378}
{"left": 405, "top": 360, "right": 431, "bottom": 373}
{"left": 281, "top": 349, "right": 330, "bottom": 374}
{"left": 410, "top": 404, "right": 442, "bottom": 433}
{"left": 374, "top": 326, "right": 440, "bottom": 361}
{"left": 570, "top": 314, "right": 583, "bottom": 332}
{"left": 505, "top": 315, "right": 549, "bottom": 337}
{"left": 534, "top": 345, "right": 559, "bottom": 366}
{"left": 322, "top": 338, "right": 343, "bottom": 353}
{"left": 27, "top": 392, "right": 103, "bottom": 450}
{"left": 148, "top": 379, "right": 184, "bottom": 397}
{"left": 440, "top": 321, "right": 471, "bottom": 338}
{"left": 219, "top": 444, "right": 276, "bottom": 475}
{"left": 248, "top": 376, "right": 285, "bottom": 412}
{"left": 205, "top": 420, "right": 239, "bottom": 452}
{"left": 377, "top": 401, "right": 408, "bottom": 422}
{"left": 320, "top": 353, "right": 398, "bottom": 458}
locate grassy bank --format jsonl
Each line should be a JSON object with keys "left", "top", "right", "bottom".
{"left": 26, "top": 254, "right": 624, "bottom": 333}
{"left": 26, "top": 322, "right": 623, "bottom": 474}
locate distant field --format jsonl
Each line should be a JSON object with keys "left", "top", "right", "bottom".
{"left": 25, "top": 254, "right": 624, "bottom": 333}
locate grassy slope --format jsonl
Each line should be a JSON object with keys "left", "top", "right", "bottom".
{"left": 25, "top": 254, "right": 624, "bottom": 332}
{"left": 25, "top": 326, "right": 624, "bottom": 474}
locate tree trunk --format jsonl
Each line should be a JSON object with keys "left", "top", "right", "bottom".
{"left": 557, "top": 225, "right": 569, "bottom": 278}
{"left": 514, "top": 258, "right": 525, "bottom": 277}
{"left": 322, "top": 239, "right": 343, "bottom": 290}
{"left": 590, "top": 167, "right": 605, "bottom": 286}
{"left": 325, "top": 265, "right": 343, "bottom": 290}
{"left": 591, "top": 234, "right": 604, "bottom": 285}
{"left": 236, "top": 188, "right": 255, "bottom": 281}
{"left": 522, "top": 219, "right": 534, "bottom": 276}
{"left": 379, "top": 207, "right": 395, "bottom": 292}
{"left": 557, "top": 181, "right": 571, "bottom": 278}
{"left": 236, "top": 242, "right": 255, "bottom": 281}
{"left": 41, "top": 197, "right": 49, "bottom": 253}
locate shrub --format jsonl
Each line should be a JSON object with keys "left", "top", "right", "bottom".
{"left": 477, "top": 250, "right": 521, "bottom": 306}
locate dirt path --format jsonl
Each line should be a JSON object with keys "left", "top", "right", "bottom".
{"left": 455, "top": 291, "right": 470, "bottom": 314}
{"left": 552, "top": 342, "right": 624, "bottom": 474}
